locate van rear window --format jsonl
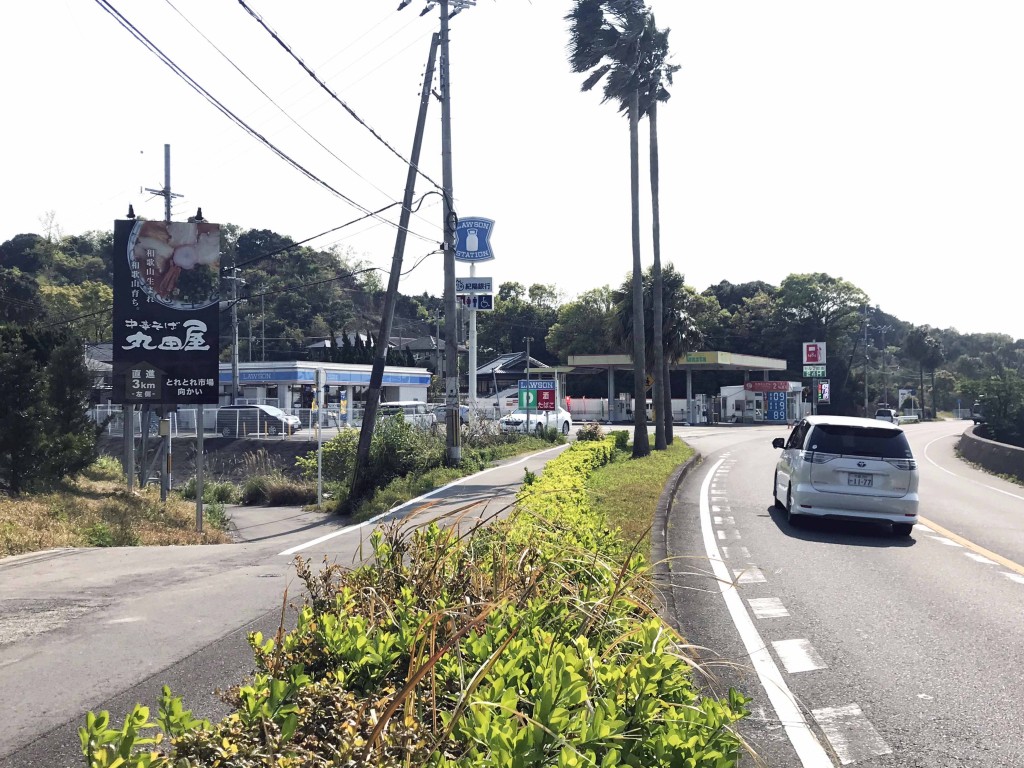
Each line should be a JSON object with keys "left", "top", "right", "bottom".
{"left": 807, "top": 424, "right": 913, "bottom": 458}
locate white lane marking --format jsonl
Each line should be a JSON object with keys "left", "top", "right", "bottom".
{"left": 733, "top": 566, "right": 766, "bottom": 584}
{"left": 924, "top": 435, "right": 1024, "bottom": 501}
{"left": 773, "top": 639, "right": 827, "bottom": 673}
{"left": 714, "top": 515, "right": 736, "bottom": 525}
{"left": 927, "top": 536, "right": 963, "bottom": 548}
{"left": 1004, "top": 573, "right": 1024, "bottom": 584}
{"left": 749, "top": 597, "right": 789, "bottom": 619}
{"left": 278, "top": 445, "right": 565, "bottom": 556}
{"left": 717, "top": 530, "right": 727, "bottom": 541}
{"left": 711, "top": 505, "right": 732, "bottom": 512}
{"left": 721, "top": 545, "right": 751, "bottom": 560}
{"left": 106, "top": 617, "right": 142, "bottom": 624}
{"left": 699, "top": 460, "right": 833, "bottom": 767}
{"left": 964, "top": 552, "right": 997, "bottom": 565}
{"left": 811, "top": 704, "right": 892, "bottom": 765}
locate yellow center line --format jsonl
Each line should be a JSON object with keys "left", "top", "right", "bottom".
{"left": 919, "top": 515, "right": 1024, "bottom": 577}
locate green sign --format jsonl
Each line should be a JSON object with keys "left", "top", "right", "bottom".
{"left": 518, "top": 389, "right": 538, "bottom": 409}
{"left": 803, "top": 364, "right": 826, "bottom": 378}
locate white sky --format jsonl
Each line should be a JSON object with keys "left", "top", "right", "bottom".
{"left": 3, "top": 1, "right": 1023, "bottom": 339}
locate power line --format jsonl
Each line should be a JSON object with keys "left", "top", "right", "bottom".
{"left": 236, "top": 0, "right": 444, "bottom": 193}
{"left": 92, "top": 0, "right": 438, "bottom": 247}
{"left": 162, "top": 0, "right": 440, "bottom": 239}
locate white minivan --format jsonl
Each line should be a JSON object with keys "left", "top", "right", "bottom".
{"left": 772, "top": 415, "right": 919, "bottom": 536}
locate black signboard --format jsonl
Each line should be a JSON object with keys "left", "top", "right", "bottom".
{"left": 112, "top": 219, "right": 221, "bottom": 404}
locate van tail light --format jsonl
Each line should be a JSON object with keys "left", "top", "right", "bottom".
{"left": 804, "top": 452, "right": 839, "bottom": 464}
{"left": 886, "top": 458, "right": 918, "bottom": 470}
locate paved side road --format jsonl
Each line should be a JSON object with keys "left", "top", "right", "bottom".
{"left": 0, "top": 445, "right": 567, "bottom": 766}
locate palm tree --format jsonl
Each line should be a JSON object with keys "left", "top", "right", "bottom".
{"left": 637, "top": 14, "right": 679, "bottom": 449}
{"left": 567, "top": 0, "right": 651, "bottom": 457}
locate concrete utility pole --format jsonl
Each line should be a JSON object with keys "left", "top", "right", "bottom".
{"left": 523, "top": 336, "right": 533, "bottom": 433}
{"left": 350, "top": 33, "right": 440, "bottom": 501}
{"left": 863, "top": 305, "right": 869, "bottom": 415}
{"left": 440, "top": 0, "right": 461, "bottom": 464}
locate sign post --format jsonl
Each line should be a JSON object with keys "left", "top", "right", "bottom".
{"left": 802, "top": 341, "right": 827, "bottom": 415}
{"left": 519, "top": 379, "right": 555, "bottom": 434}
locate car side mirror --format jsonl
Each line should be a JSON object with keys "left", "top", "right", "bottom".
{"left": 772, "top": 437, "right": 785, "bottom": 449}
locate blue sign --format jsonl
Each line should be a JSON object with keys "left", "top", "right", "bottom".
{"left": 454, "top": 217, "right": 495, "bottom": 262}
{"left": 519, "top": 379, "right": 555, "bottom": 390}
{"left": 766, "top": 391, "right": 787, "bottom": 421}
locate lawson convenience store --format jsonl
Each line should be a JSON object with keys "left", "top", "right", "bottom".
{"left": 218, "top": 361, "right": 432, "bottom": 410}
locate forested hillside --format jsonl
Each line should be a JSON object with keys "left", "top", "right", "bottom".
{"left": 4, "top": 224, "right": 1024, "bottom": 434}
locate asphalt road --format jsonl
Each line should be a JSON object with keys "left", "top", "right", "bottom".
{"left": 7, "top": 420, "right": 1019, "bottom": 767}
{"left": 0, "top": 444, "right": 567, "bottom": 767}
{"left": 664, "top": 419, "right": 1024, "bottom": 767}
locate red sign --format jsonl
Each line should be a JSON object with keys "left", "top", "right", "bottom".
{"left": 744, "top": 381, "right": 790, "bottom": 392}
{"left": 537, "top": 388, "right": 555, "bottom": 411}
{"left": 803, "top": 342, "right": 826, "bottom": 365}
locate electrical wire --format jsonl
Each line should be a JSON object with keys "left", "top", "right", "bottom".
{"left": 236, "top": 0, "right": 444, "bottom": 193}
{"left": 162, "top": 0, "right": 441, "bottom": 238}
{"left": 92, "top": 0, "right": 438, "bottom": 247}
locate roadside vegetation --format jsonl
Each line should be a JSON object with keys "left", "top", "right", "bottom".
{"left": 80, "top": 435, "right": 749, "bottom": 767}
{"left": 295, "top": 415, "right": 565, "bottom": 519}
{"left": 0, "top": 456, "right": 230, "bottom": 558}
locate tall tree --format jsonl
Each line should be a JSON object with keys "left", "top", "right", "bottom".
{"left": 567, "top": 0, "right": 651, "bottom": 457}
{"left": 638, "top": 12, "right": 679, "bottom": 449}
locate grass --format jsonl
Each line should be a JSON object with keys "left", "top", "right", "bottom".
{"left": 0, "top": 459, "right": 231, "bottom": 558}
{"left": 587, "top": 440, "right": 695, "bottom": 552}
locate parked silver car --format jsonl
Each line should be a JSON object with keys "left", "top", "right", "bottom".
{"left": 771, "top": 415, "right": 919, "bottom": 535}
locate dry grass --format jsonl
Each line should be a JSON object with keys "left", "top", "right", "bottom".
{"left": 0, "top": 462, "right": 230, "bottom": 558}
{"left": 587, "top": 441, "right": 695, "bottom": 552}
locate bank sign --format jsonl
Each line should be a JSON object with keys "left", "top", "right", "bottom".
{"left": 111, "top": 219, "right": 222, "bottom": 405}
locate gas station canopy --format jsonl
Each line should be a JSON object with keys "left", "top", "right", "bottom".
{"left": 567, "top": 351, "right": 787, "bottom": 373}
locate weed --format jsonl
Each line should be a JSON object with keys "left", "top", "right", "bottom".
{"left": 204, "top": 502, "right": 231, "bottom": 532}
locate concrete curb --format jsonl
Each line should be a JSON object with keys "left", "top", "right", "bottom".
{"left": 650, "top": 449, "right": 703, "bottom": 633}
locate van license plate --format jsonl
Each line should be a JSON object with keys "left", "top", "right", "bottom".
{"left": 848, "top": 472, "right": 873, "bottom": 487}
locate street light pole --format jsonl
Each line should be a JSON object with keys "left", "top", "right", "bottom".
{"left": 523, "top": 336, "right": 533, "bottom": 434}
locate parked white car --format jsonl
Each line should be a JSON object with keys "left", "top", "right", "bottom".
{"left": 499, "top": 407, "right": 572, "bottom": 436}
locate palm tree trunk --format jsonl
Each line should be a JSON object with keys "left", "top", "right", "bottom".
{"left": 629, "top": 89, "right": 650, "bottom": 457}
{"left": 649, "top": 100, "right": 666, "bottom": 450}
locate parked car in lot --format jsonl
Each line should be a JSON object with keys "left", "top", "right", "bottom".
{"left": 377, "top": 401, "right": 436, "bottom": 428}
{"left": 432, "top": 403, "right": 471, "bottom": 425}
{"left": 771, "top": 415, "right": 919, "bottom": 536}
{"left": 874, "top": 408, "right": 899, "bottom": 424}
{"left": 499, "top": 407, "right": 572, "bottom": 436}
{"left": 217, "top": 404, "right": 301, "bottom": 437}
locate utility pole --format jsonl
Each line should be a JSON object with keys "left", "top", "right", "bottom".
{"left": 143, "top": 144, "right": 183, "bottom": 500}
{"left": 879, "top": 325, "right": 892, "bottom": 407}
{"left": 351, "top": 33, "right": 440, "bottom": 502}
{"left": 524, "top": 336, "right": 533, "bottom": 433}
{"left": 440, "top": 0, "right": 461, "bottom": 464}
{"left": 863, "top": 305, "right": 869, "bottom": 415}
{"left": 225, "top": 263, "right": 244, "bottom": 404}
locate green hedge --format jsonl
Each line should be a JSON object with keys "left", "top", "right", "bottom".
{"left": 80, "top": 438, "right": 748, "bottom": 767}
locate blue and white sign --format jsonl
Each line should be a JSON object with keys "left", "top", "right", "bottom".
{"left": 455, "top": 276, "right": 492, "bottom": 293}
{"left": 518, "top": 380, "right": 555, "bottom": 390}
{"left": 454, "top": 217, "right": 495, "bottom": 262}
{"left": 766, "top": 391, "right": 787, "bottom": 421}
{"left": 457, "top": 293, "right": 494, "bottom": 311}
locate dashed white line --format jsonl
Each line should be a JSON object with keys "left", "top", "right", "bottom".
{"left": 773, "top": 639, "right": 827, "bottom": 673}
{"left": 964, "top": 552, "right": 997, "bottom": 565}
{"left": 1004, "top": 573, "right": 1024, "bottom": 584}
{"left": 721, "top": 545, "right": 750, "bottom": 560}
{"left": 717, "top": 530, "right": 727, "bottom": 541}
{"left": 928, "top": 536, "right": 963, "bottom": 548}
{"left": 699, "top": 460, "right": 833, "bottom": 767}
{"left": 749, "top": 597, "right": 789, "bottom": 619}
{"left": 733, "top": 566, "right": 766, "bottom": 584}
{"left": 812, "top": 704, "right": 892, "bottom": 765}
{"left": 714, "top": 515, "right": 736, "bottom": 525}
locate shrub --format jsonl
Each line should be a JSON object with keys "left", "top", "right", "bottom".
{"left": 177, "top": 478, "right": 237, "bottom": 504}
{"left": 82, "top": 456, "right": 125, "bottom": 483}
{"left": 609, "top": 429, "right": 630, "bottom": 451}
{"left": 575, "top": 420, "right": 605, "bottom": 442}
{"left": 240, "top": 471, "right": 316, "bottom": 506}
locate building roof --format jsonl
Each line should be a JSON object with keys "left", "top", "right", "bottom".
{"left": 476, "top": 352, "right": 550, "bottom": 376}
